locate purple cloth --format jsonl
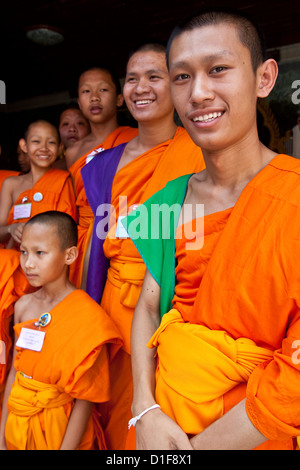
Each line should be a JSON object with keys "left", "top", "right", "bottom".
{"left": 81, "top": 143, "right": 126, "bottom": 303}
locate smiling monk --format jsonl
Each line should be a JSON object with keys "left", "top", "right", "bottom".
{"left": 125, "top": 9, "right": 300, "bottom": 450}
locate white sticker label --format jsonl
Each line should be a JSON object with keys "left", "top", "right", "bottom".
{"left": 16, "top": 328, "right": 45, "bottom": 352}
{"left": 13, "top": 203, "right": 32, "bottom": 220}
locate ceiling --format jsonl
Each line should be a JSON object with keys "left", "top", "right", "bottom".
{"left": 1, "top": 0, "right": 299, "bottom": 105}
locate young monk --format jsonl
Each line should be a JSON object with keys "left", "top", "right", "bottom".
{"left": 125, "top": 9, "right": 300, "bottom": 450}
{"left": 81, "top": 43, "right": 205, "bottom": 450}
{"left": 66, "top": 66, "right": 138, "bottom": 288}
{"left": 0, "top": 211, "right": 122, "bottom": 450}
{"left": 0, "top": 119, "right": 77, "bottom": 248}
{"left": 53, "top": 104, "right": 91, "bottom": 170}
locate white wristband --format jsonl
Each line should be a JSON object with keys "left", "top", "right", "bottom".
{"left": 128, "top": 404, "right": 161, "bottom": 429}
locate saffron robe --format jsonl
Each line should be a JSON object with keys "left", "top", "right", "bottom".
{"left": 82, "top": 126, "right": 205, "bottom": 450}
{"left": 5, "top": 289, "right": 122, "bottom": 450}
{"left": 6, "top": 168, "right": 77, "bottom": 228}
{"left": 124, "top": 154, "right": 300, "bottom": 450}
{"left": 68, "top": 126, "right": 138, "bottom": 288}
{"left": 0, "top": 250, "right": 33, "bottom": 419}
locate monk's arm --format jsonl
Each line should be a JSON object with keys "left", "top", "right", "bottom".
{"left": 131, "top": 269, "right": 192, "bottom": 450}
{"left": 190, "top": 399, "right": 267, "bottom": 450}
{"left": 59, "top": 399, "right": 93, "bottom": 450}
{"left": 0, "top": 178, "right": 25, "bottom": 244}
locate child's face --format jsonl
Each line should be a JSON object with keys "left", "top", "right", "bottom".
{"left": 77, "top": 69, "right": 123, "bottom": 124}
{"left": 168, "top": 23, "right": 261, "bottom": 153}
{"left": 23, "top": 122, "right": 59, "bottom": 168}
{"left": 59, "top": 109, "right": 90, "bottom": 149}
{"left": 123, "top": 50, "right": 174, "bottom": 124}
{"left": 20, "top": 223, "right": 68, "bottom": 288}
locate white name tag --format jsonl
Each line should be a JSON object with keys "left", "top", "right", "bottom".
{"left": 16, "top": 328, "right": 45, "bottom": 352}
{"left": 116, "top": 215, "right": 129, "bottom": 239}
{"left": 13, "top": 203, "right": 32, "bottom": 220}
{"left": 86, "top": 147, "right": 105, "bottom": 165}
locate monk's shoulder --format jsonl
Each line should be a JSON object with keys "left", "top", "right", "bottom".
{"left": 14, "top": 293, "right": 35, "bottom": 324}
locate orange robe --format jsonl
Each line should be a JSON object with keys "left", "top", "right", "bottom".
{"left": 6, "top": 168, "right": 77, "bottom": 229}
{"left": 68, "top": 126, "right": 138, "bottom": 288}
{"left": 0, "top": 250, "right": 33, "bottom": 419}
{"left": 5, "top": 289, "right": 122, "bottom": 450}
{"left": 99, "top": 126, "right": 205, "bottom": 449}
{"left": 129, "top": 154, "right": 300, "bottom": 450}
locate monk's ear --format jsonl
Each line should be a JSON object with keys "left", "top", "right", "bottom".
{"left": 257, "top": 58, "right": 278, "bottom": 99}
{"left": 65, "top": 246, "right": 78, "bottom": 265}
{"left": 19, "top": 138, "right": 27, "bottom": 154}
{"left": 116, "top": 93, "right": 124, "bottom": 108}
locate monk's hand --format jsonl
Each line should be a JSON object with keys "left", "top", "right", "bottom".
{"left": 9, "top": 222, "right": 25, "bottom": 244}
{"left": 135, "top": 408, "right": 193, "bottom": 450}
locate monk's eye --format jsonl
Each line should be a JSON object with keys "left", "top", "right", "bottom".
{"left": 174, "top": 73, "right": 190, "bottom": 82}
{"left": 211, "top": 66, "right": 228, "bottom": 74}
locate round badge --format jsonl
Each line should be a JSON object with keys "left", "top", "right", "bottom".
{"left": 33, "top": 192, "right": 43, "bottom": 202}
{"left": 37, "top": 312, "right": 51, "bottom": 327}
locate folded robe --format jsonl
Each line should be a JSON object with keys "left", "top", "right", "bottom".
{"left": 5, "top": 289, "right": 123, "bottom": 450}
{"left": 124, "top": 154, "right": 300, "bottom": 449}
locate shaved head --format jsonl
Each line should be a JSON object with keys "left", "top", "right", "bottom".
{"left": 25, "top": 211, "right": 78, "bottom": 250}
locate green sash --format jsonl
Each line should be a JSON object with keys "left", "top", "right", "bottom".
{"left": 122, "top": 174, "right": 192, "bottom": 318}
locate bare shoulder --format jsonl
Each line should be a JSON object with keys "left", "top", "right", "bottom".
{"left": 14, "top": 293, "right": 36, "bottom": 325}
{"left": 1, "top": 174, "right": 23, "bottom": 192}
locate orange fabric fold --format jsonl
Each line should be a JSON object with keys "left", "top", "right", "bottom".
{"left": 0, "top": 250, "right": 33, "bottom": 416}
{"left": 150, "top": 309, "right": 273, "bottom": 435}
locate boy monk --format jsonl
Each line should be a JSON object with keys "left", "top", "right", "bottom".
{"left": 125, "top": 9, "right": 300, "bottom": 450}
{"left": 81, "top": 43, "right": 205, "bottom": 449}
{"left": 0, "top": 119, "right": 77, "bottom": 248}
{"left": 53, "top": 104, "right": 90, "bottom": 170}
{"left": 66, "top": 66, "right": 138, "bottom": 287}
{"left": 0, "top": 211, "right": 122, "bottom": 450}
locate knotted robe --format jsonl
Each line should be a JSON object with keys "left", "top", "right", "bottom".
{"left": 5, "top": 289, "right": 122, "bottom": 450}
